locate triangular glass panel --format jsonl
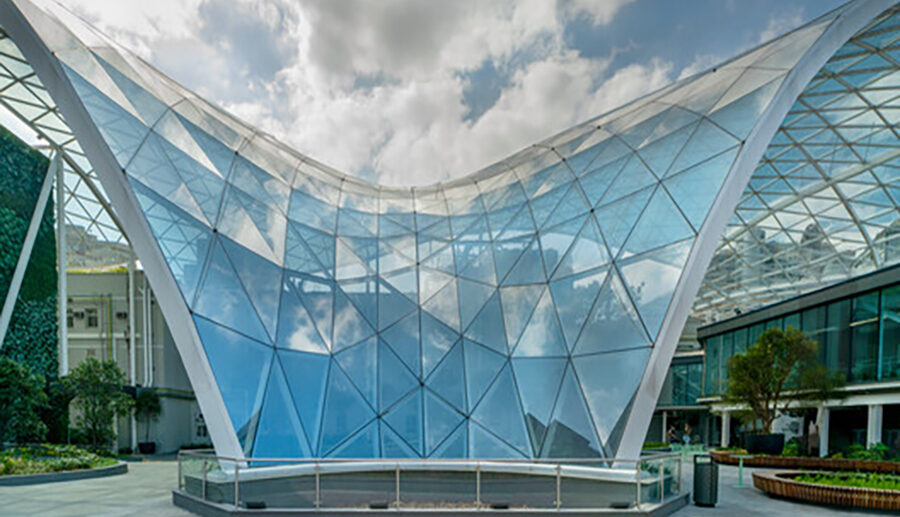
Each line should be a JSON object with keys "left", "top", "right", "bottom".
{"left": 320, "top": 360, "right": 376, "bottom": 456}
{"left": 618, "top": 238, "right": 693, "bottom": 340}
{"left": 463, "top": 340, "right": 506, "bottom": 410}
{"left": 279, "top": 349, "right": 330, "bottom": 448}
{"left": 578, "top": 154, "right": 629, "bottom": 206}
{"left": 418, "top": 268, "right": 453, "bottom": 305}
{"left": 457, "top": 279, "right": 495, "bottom": 330}
{"left": 379, "top": 340, "right": 419, "bottom": 411}
{"left": 430, "top": 421, "right": 468, "bottom": 458}
{"left": 193, "top": 238, "right": 271, "bottom": 344}
{"left": 553, "top": 216, "right": 610, "bottom": 278}
{"left": 470, "top": 422, "right": 527, "bottom": 459}
{"left": 463, "top": 290, "right": 509, "bottom": 354}
{"left": 252, "top": 357, "right": 313, "bottom": 459}
{"left": 574, "top": 270, "right": 650, "bottom": 355}
{"left": 594, "top": 187, "right": 654, "bottom": 258}
{"left": 426, "top": 341, "right": 467, "bottom": 412}
{"left": 326, "top": 419, "right": 379, "bottom": 458}
{"left": 424, "top": 390, "right": 464, "bottom": 456}
{"left": 538, "top": 218, "right": 581, "bottom": 277}
{"left": 276, "top": 277, "right": 329, "bottom": 354}
{"left": 663, "top": 147, "right": 738, "bottom": 230}
{"left": 492, "top": 236, "right": 531, "bottom": 282}
{"left": 285, "top": 222, "right": 330, "bottom": 278}
{"left": 422, "top": 277, "right": 460, "bottom": 330}
{"left": 194, "top": 316, "right": 272, "bottom": 449}
{"left": 598, "top": 155, "right": 657, "bottom": 206}
{"left": 332, "top": 287, "right": 375, "bottom": 351}
{"left": 542, "top": 182, "right": 590, "bottom": 230}
{"left": 512, "top": 357, "right": 567, "bottom": 455}
{"left": 667, "top": 119, "right": 739, "bottom": 175}
{"left": 381, "top": 421, "right": 420, "bottom": 458}
{"left": 499, "top": 284, "right": 544, "bottom": 348}
{"left": 501, "top": 236, "right": 546, "bottom": 285}
{"left": 541, "top": 365, "right": 602, "bottom": 458}
{"left": 421, "top": 312, "right": 460, "bottom": 377}
{"left": 287, "top": 274, "right": 334, "bottom": 351}
{"left": 378, "top": 278, "right": 417, "bottom": 330}
{"left": 471, "top": 365, "right": 531, "bottom": 456}
{"left": 574, "top": 347, "right": 650, "bottom": 445}
{"left": 710, "top": 77, "right": 784, "bottom": 140}
{"left": 380, "top": 312, "right": 421, "bottom": 377}
{"left": 637, "top": 121, "right": 698, "bottom": 178}
{"left": 383, "top": 389, "right": 423, "bottom": 455}
{"left": 454, "top": 241, "right": 497, "bottom": 284}
{"left": 220, "top": 237, "right": 282, "bottom": 343}
{"left": 621, "top": 187, "right": 694, "bottom": 258}
{"left": 335, "top": 337, "right": 378, "bottom": 409}
{"left": 549, "top": 267, "right": 608, "bottom": 351}
{"left": 513, "top": 287, "right": 567, "bottom": 357}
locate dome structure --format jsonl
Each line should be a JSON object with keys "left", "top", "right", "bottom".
{"left": 0, "top": 0, "right": 897, "bottom": 462}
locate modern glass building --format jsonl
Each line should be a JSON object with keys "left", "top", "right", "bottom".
{"left": 0, "top": 0, "right": 898, "bottom": 464}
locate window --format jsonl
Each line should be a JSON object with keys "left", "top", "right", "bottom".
{"left": 86, "top": 308, "right": 98, "bottom": 328}
{"left": 850, "top": 292, "right": 879, "bottom": 382}
{"left": 881, "top": 285, "right": 900, "bottom": 381}
{"left": 825, "top": 300, "right": 851, "bottom": 380}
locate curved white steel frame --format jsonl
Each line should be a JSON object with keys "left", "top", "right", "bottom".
{"left": 0, "top": 0, "right": 896, "bottom": 463}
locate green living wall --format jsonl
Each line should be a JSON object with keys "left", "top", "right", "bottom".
{"left": 0, "top": 124, "right": 57, "bottom": 379}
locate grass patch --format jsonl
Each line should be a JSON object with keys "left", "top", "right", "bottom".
{"left": 0, "top": 444, "right": 116, "bottom": 476}
{"left": 794, "top": 472, "right": 900, "bottom": 491}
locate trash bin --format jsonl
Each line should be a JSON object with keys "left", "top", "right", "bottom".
{"left": 693, "top": 454, "right": 718, "bottom": 507}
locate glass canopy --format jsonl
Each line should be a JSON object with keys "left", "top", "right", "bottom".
{"left": 0, "top": 0, "right": 896, "bottom": 461}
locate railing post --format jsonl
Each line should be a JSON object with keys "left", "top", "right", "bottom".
{"left": 677, "top": 456, "right": 683, "bottom": 494}
{"left": 233, "top": 463, "right": 240, "bottom": 509}
{"left": 177, "top": 453, "right": 182, "bottom": 491}
{"left": 395, "top": 463, "right": 401, "bottom": 508}
{"left": 315, "top": 461, "right": 321, "bottom": 509}
{"left": 658, "top": 459, "right": 665, "bottom": 503}
{"left": 475, "top": 462, "right": 481, "bottom": 508}
{"left": 201, "top": 459, "right": 207, "bottom": 501}
{"left": 555, "top": 464, "right": 561, "bottom": 510}
{"left": 635, "top": 460, "right": 642, "bottom": 510}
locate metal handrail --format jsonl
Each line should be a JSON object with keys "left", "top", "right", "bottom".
{"left": 176, "top": 449, "right": 685, "bottom": 511}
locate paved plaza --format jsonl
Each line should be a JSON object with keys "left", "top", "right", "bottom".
{"left": 0, "top": 459, "right": 893, "bottom": 516}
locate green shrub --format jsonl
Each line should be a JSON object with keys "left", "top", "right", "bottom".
{"left": 795, "top": 472, "right": 900, "bottom": 491}
{"left": 66, "top": 358, "right": 133, "bottom": 451}
{"left": 0, "top": 357, "right": 48, "bottom": 445}
{"left": 781, "top": 438, "right": 801, "bottom": 457}
{"left": 0, "top": 444, "right": 115, "bottom": 476}
{"left": 643, "top": 441, "right": 669, "bottom": 450}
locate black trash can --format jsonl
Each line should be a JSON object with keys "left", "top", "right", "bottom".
{"left": 693, "top": 454, "right": 718, "bottom": 507}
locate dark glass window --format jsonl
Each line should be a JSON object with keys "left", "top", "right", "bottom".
{"left": 850, "top": 293, "right": 879, "bottom": 382}
{"left": 784, "top": 312, "right": 800, "bottom": 331}
{"left": 825, "top": 300, "right": 851, "bottom": 379}
{"left": 882, "top": 285, "right": 900, "bottom": 381}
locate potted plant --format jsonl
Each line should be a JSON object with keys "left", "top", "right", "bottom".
{"left": 725, "top": 327, "right": 843, "bottom": 455}
{"left": 134, "top": 388, "right": 162, "bottom": 455}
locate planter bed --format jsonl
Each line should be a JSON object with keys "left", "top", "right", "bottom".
{"left": 710, "top": 450, "right": 900, "bottom": 473}
{"left": 753, "top": 470, "right": 900, "bottom": 512}
{"left": 0, "top": 461, "right": 126, "bottom": 486}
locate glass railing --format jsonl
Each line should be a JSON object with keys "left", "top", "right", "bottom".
{"left": 176, "top": 450, "right": 684, "bottom": 511}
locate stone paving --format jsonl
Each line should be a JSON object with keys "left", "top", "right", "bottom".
{"left": 0, "top": 457, "right": 894, "bottom": 516}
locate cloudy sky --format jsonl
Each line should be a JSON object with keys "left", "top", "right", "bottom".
{"left": 50, "top": 0, "right": 845, "bottom": 186}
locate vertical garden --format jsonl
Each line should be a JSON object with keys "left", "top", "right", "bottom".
{"left": 0, "top": 124, "right": 57, "bottom": 380}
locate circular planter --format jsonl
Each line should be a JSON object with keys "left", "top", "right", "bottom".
{"left": 710, "top": 450, "right": 900, "bottom": 473}
{"left": 753, "top": 470, "right": 900, "bottom": 512}
{"left": 0, "top": 461, "right": 127, "bottom": 486}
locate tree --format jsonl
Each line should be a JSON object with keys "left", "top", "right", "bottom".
{"left": 0, "top": 356, "right": 48, "bottom": 445}
{"left": 66, "top": 358, "right": 133, "bottom": 451}
{"left": 133, "top": 388, "right": 162, "bottom": 443}
{"left": 726, "top": 327, "right": 843, "bottom": 434}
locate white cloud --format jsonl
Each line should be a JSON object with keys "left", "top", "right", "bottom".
{"left": 758, "top": 6, "right": 806, "bottom": 44}
{"left": 55, "top": 0, "right": 676, "bottom": 186}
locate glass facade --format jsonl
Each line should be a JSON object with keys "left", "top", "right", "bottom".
{"left": 703, "top": 277, "right": 900, "bottom": 396}
{"left": 658, "top": 356, "right": 703, "bottom": 407}
{"left": 1, "top": 0, "right": 899, "bottom": 461}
